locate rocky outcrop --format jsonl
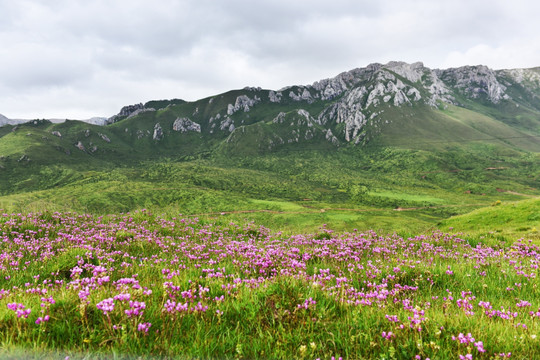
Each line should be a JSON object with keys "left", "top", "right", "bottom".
{"left": 220, "top": 117, "right": 235, "bottom": 132}
{"left": 107, "top": 103, "right": 143, "bottom": 123}
{"left": 51, "top": 131, "right": 62, "bottom": 138}
{"left": 268, "top": 91, "right": 282, "bottom": 103}
{"left": 99, "top": 133, "right": 111, "bottom": 143}
{"left": 118, "top": 103, "right": 144, "bottom": 117}
{"left": 136, "top": 130, "right": 147, "bottom": 139}
{"left": 75, "top": 141, "right": 86, "bottom": 152}
{"left": 227, "top": 95, "right": 261, "bottom": 115}
{"left": 107, "top": 103, "right": 155, "bottom": 124}
{"left": 172, "top": 117, "right": 201, "bottom": 133}
{"left": 288, "top": 88, "right": 314, "bottom": 103}
{"left": 502, "top": 68, "right": 540, "bottom": 85}
{"left": 153, "top": 123, "right": 163, "bottom": 141}
{"left": 436, "top": 65, "right": 508, "bottom": 103}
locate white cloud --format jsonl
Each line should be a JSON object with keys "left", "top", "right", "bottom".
{"left": 1, "top": 0, "right": 539, "bottom": 119}
{"left": 441, "top": 40, "right": 540, "bottom": 70}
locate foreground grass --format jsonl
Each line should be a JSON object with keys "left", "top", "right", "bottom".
{"left": 0, "top": 211, "right": 539, "bottom": 359}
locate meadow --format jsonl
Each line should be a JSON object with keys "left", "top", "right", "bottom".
{"left": 1, "top": 210, "right": 539, "bottom": 359}
{"left": 1, "top": 120, "right": 540, "bottom": 359}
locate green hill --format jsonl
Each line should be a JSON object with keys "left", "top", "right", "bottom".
{"left": 439, "top": 197, "right": 540, "bottom": 241}
{"left": 1, "top": 61, "right": 540, "bottom": 236}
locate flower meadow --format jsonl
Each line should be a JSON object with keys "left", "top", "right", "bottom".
{"left": 0, "top": 211, "right": 539, "bottom": 359}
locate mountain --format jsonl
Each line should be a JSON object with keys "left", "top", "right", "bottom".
{"left": 96, "top": 61, "right": 540, "bottom": 155}
{"left": 0, "top": 115, "right": 108, "bottom": 127}
{"left": 2, "top": 62, "right": 540, "bottom": 156}
{"left": 0, "top": 113, "right": 22, "bottom": 126}
{"left": 1, "top": 61, "right": 539, "bottom": 229}
{"left": 2, "top": 61, "right": 540, "bottom": 164}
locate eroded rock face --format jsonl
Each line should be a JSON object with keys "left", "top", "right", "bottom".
{"left": 117, "top": 103, "right": 144, "bottom": 117}
{"left": 436, "top": 65, "right": 508, "bottom": 103}
{"left": 172, "top": 117, "right": 201, "bottom": 133}
{"left": 303, "top": 61, "right": 526, "bottom": 142}
{"left": 227, "top": 95, "right": 261, "bottom": 115}
{"left": 153, "top": 123, "right": 163, "bottom": 141}
{"left": 503, "top": 68, "right": 540, "bottom": 84}
{"left": 288, "top": 88, "right": 314, "bottom": 103}
{"left": 220, "top": 117, "right": 235, "bottom": 132}
{"left": 127, "top": 108, "right": 156, "bottom": 119}
{"left": 268, "top": 91, "right": 282, "bottom": 103}
{"left": 325, "top": 128, "right": 339, "bottom": 146}
{"left": 107, "top": 103, "right": 156, "bottom": 124}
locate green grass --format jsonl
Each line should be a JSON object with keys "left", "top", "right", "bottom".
{"left": 1, "top": 143, "right": 539, "bottom": 237}
{"left": 440, "top": 197, "right": 540, "bottom": 240}
{"left": 367, "top": 190, "right": 445, "bottom": 204}
{"left": 1, "top": 212, "right": 539, "bottom": 358}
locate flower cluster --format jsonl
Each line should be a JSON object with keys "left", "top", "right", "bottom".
{"left": 96, "top": 298, "right": 115, "bottom": 315}
{"left": 1, "top": 211, "right": 539, "bottom": 358}
{"left": 7, "top": 302, "right": 31, "bottom": 318}
{"left": 297, "top": 297, "right": 316, "bottom": 310}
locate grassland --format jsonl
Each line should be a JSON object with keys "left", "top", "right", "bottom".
{"left": 1, "top": 144, "right": 538, "bottom": 236}
{"left": 2, "top": 64, "right": 540, "bottom": 358}
{"left": 1, "top": 211, "right": 539, "bottom": 359}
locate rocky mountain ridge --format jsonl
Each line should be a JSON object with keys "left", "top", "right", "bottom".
{"left": 2, "top": 62, "right": 540, "bottom": 160}
{"left": 104, "top": 61, "right": 539, "bottom": 150}
{"left": 0, "top": 115, "right": 108, "bottom": 127}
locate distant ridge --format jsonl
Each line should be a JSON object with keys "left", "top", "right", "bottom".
{"left": 1, "top": 61, "right": 540, "bottom": 159}
{"left": 0, "top": 114, "right": 108, "bottom": 127}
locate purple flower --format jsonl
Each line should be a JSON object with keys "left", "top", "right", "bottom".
{"left": 297, "top": 297, "right": 316, "bottom": 310}
{"left": 516, "top": 300, "right": 531, "bottom": 308}
{"left": 96, "top": 298, "right": 115, "bottom": 315}
{"left": 125, "top": 300, "right": 145, "bottom": 318}
{"left": 137, "top": 322, "right": 152, "bottom": 333}
{"left": 474, "top": 341, "right": 486, "bottom": 353}
{"left": 7, "top": 303, "right": 31, "bottom": 318}
{"left": 35, "top": 315, "right": 50, "bottom": 325}
{"left": 113, "top": 293, "right": 131, "bottom": 302}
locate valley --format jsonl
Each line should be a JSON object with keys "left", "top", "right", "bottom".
{"left": 1, "top": 61, "right": 540, "bottom": 359}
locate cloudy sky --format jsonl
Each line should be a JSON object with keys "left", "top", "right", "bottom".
{"left": 1, "top": 0, "right": 540, "bottom": 119}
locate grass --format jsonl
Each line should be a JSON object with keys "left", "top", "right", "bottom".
{"left": 1, "top": 211, "right": 539, "bottom": 359}
{"left": 367, "top": 190, "right": 445, "bottom": 204}
{"left": 1, "top": 143, "right": 539, "bottom": 238}
{"left": 440, "top": 197, "right": 540, "bottom": 241}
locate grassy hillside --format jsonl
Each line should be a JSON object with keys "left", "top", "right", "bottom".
{"left": 2, "top": 63, "right": 540, "bottom": 237}
{"left": 1, "top": 142, "right": 538, "bottom": 237}
{"left": 440, "top": 197, "right": 540, "bottom": 240}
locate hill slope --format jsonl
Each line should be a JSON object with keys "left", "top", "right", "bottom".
{"left": 1, "top": 61, "right": 539, "bottom": 234}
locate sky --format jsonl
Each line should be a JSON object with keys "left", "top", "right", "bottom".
{"left": 1, "top": 0, "right": 540, "bottom": 120}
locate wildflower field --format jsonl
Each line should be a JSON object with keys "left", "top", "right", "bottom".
{"left": 1, "top": 210, "right": 539, "bottom": 359}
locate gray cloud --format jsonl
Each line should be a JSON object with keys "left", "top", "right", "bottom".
{"left": 1, "top": 0, "right": 539, "bottom": 119}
